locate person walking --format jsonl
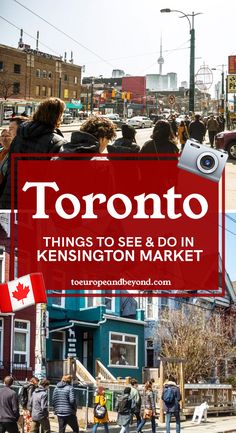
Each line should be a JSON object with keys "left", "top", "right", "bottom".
{"left": 169, "top": 115, "right": 178, "bottom": 137}
{"left": 29, "top": 379, "right": 50, "bottom": 433}
{"left": 178, "top": 121, "right": 189, "bottom": 150}
{"left": 0, "top": 97, "right": 67, "bottom": 209}
{"left": 0, "top": 376, "right": 19, "bottom": 433}
{"left": 162, "top": 375, "right": 181, "bottom": 433}
{"left": 52, "top": 374, "right": 79, "bottom": 433}
{"left": 129, "top": 379, "right": 141, "bottom": 430}
{"left": 140, "top": 120, "right": 179, "bottom": 158}
{"left": 116, "top": 387, "right": 133, "bottom": 433}
{"left": 93, "top": 387, "right": 109, "bottom": 433}
{"left": 136, "top": 382, "right": 156, "bottom": 433}
{"left": 107, "top": 124, "right": 140, "bottom": 155}
{"left": 19, "top": 377, "right": 39, "bottom": 433}
{"left": 189, "top": 114, "right": 206, "bottom": 143}
{"left": 206, "top": 115, "right": 219, "bottom": 148}
{"left": 58, "top": 116, "right": 116, "bottom": 158}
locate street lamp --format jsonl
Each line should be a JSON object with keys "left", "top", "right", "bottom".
{"left": 90, "top": 77, "right": 95, "bottom": 114}
{"left": 211, "top": 65, "right": 226, "bottom": 116}
{"left": 160, "top": 8, "right": 202, "bottom": 113}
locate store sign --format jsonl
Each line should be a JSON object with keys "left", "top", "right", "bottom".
{"left": 227, "top": 75, "right": 236, "bottom": 93}
{"left": 228, "top": 56, "right": 236, "bottom": 74}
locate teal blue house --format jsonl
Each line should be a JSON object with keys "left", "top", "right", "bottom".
{"left": 46, "top": 294, "right": 145, "bottom": 382}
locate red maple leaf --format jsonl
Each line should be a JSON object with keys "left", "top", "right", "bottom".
{"left": 12, "top": 282, "right": 30, "bottom": 304}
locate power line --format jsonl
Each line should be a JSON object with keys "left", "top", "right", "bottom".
{"left": 13, "top": 0, "right": 114, "bottom": 68}
{"left": 226, "top": 214, "right": 236, "bottom": 224}
{"left": 219, "top": 224, "right": 236, "bottom": 236}
{"left": 0, "top": 15, "right": 61, "bottom": 57}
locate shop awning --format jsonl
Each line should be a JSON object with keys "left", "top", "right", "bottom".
{"left": 66, "top": 101, "right": 83, "bottom": 109}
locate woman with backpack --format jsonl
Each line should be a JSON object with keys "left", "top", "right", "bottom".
{"left": 116, "top": 387, "right": 133, "bottom": 433}
{"left": 162, "top": 375, "right": 181, "bottom": 433}
{"left": 93, "top": 387, "right": 109, "bottom": 433}
{"left": 136, "top": 382, "right": 156, "bottom": 433}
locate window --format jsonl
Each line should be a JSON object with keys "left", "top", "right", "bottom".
{"left": 0, "top": 247, "right": 5, "bottom": 283}
{"left": 47, "top": 87, "right": 52, "bottom": 97}
{"left": 0, "top": 318, "right": 3, "bottom": 362}
{"left": 36, "top": 69, "right": 40, "bottom": 78}
{"left": 48, "top": 71, "right": 52, "bottom": 79}
{"left": 74, "top": 76, "right": 78, "bottom": 84}
{"left": 63, "top": 89, "right": 69, "bottom": 98}
{"left": 64, "top": 74, "right": 68, "bottom": 81}
{"left": 147, "top": 297, "right": 154, "bottom": 318}
{"left": 49, "top": 290, "right": 65, "bottom": 308}
{"left": 109, "top": 332, "right": 137, "bottom": 367}
{"left": 0, "top": 61, "right": 3, "bottom": 72}
{"left": 51, "top": 331, "right": 64, "bottom": 360}
{"left": 13, "top": 82, "right": 20, "bottom": 94}
{"left": 42, "top": 86, "right": 46, "bottom": 96}
{"left": 104, "top": 296, "right": 115, "bottom": 312}
{"left": 35, "top": 85, "right": 40, "bottom": 97}
{"left": 14, "top": 64, "right": 21, "bottom": 74}
{"left": 73, "top": 90, "right": 77, "bottom": 99}
{"left": 13, "top": 320, "right": 30, "bottom": 366}
{"left": 42, "top": 70, "right": 47, "bottom": 79}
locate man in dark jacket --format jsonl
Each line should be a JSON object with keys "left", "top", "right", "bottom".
{"left": 107, "top": 124, "right": 140, "bottom": 155}
{"left": 0, "top": 376, "right": 19, "bottom": 433}
{"left": 189, "top": 114, "right": 206, "bottom": 143}
{"left": 162, "top": 376, "right": 181, "bottom": 433}
{"left": 29, "top": 379, "right": 50, "bottom": 433}
{"left": 52, "top": 375, "right": 79, "bottom": 433}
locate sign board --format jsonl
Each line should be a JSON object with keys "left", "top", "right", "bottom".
{"left": 227, "top": 75, "right": 236, "bottom": 93}
{"left": 228, "top": 56, "right": 236, "bottom": 74}
{"left": 168, "top": 94, "right": 175, "bottom": 105}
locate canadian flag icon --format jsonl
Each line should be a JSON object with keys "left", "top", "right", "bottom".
{"left": 0, "top": 273, "right": 47, "bottom": 313}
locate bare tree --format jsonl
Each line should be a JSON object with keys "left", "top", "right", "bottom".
{"left": 156, "top": 307, "right": 236, "bottom": 382}
{"left": 0, "top": 71, "right": 17, "bottom": 100}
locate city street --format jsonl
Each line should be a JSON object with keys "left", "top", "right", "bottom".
{"left": 62, "top": 125, "right": 236, "bottom": 209}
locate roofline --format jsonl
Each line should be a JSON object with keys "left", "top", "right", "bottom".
{"left": 103, "top": 314, "right": 145, "bottom": 325}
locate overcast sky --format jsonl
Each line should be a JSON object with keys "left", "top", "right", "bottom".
{"left": 1, "top": 0, "right": 236, "bottom": 93}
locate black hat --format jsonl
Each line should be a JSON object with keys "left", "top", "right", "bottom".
{"left": 121, "top": 124, "right": 136, "bottom": 140}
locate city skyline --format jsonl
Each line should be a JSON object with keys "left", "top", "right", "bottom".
{"left": 1, "top": 0, "right": 236, "bottom": 94}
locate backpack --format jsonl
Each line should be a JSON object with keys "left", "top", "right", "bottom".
{"left": 163, "top": 387, "right": 175, "bottom": 404}
{"left": 94, "top": 403, "right": 107, "bottom": 419}
{"left": 19, "top": 384, "right": 30, "bottom": 408}
{"left": 118, "top": 396, "right": 130, "bottom": 414}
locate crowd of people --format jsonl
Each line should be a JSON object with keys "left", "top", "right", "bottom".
{"left": 0, "top": 374, "right": 182, "bottom": 433}
{"left": 0, "top": 96, "right": 226, "bottom": 209}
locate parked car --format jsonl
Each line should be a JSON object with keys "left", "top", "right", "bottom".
{"left": 62, "top": 113, "right": 74, "bottom": 124}
{"left": 215, "top": 129, "right": 236, "bottom": 160}
{"left": 101, "top": 114, "right": 125, "bottom": 130}
{"left": 127, "top": 116, "right": 153, "bottom": 128}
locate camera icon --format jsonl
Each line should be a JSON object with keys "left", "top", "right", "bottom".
{"left": 177, "top": 140, "right": 228, "bottom": 182}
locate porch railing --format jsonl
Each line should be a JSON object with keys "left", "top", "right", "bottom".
{"left": 95, "top": 359, "right": 116, "bottom": 382}
{"left": 75, "top": 359, "right": 96, "bottom": 385}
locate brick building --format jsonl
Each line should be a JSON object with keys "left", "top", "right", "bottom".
{"left": 0, "top": 214, "right": 36, "bottom": 380}
{"left": 0, "top": 44, "right": 82, "bottom": 101}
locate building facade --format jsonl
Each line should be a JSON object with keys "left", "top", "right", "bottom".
{"left": 0, "top": 44, "right": 82, "bottom": 102}
{"left": 47, "top": 294, "right": 145, "bottom": 382}
{"left": 0, "top": 214, "right": 36, "bottom": 380}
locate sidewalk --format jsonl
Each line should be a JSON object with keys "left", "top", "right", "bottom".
{"left": 49, "top": 415, "right": 236, "bottom": 433}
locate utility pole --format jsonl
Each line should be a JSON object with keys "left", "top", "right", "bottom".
{"left": 34, "top": 303, "right": 48, "bottom": 379}
{"left": 160, "top": 9, "right": 202, "bottom": 113}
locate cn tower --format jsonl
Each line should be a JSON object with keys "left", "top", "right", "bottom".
{"left": 157, "top": 35, "right": 164, "bottom": 75}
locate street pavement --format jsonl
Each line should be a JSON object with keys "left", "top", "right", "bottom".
{"left": 49, "top": 414, "right": 236, "bottom": 432}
